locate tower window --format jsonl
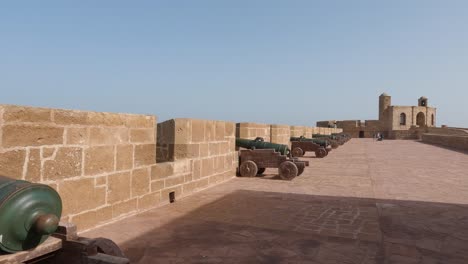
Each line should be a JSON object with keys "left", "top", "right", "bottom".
{"left": 400, "top": 113, "right": 406, "bottom": 125}
{"left": 431, "top": 114, "right": 434, "bottom": 126}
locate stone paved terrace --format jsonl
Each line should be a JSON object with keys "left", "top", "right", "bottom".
{"left": 83, "top": 139, "right": 468, "bottom": 264}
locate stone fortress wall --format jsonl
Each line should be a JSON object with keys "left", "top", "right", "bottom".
{"left": 0, "top": 104, "right": 341, "bottom": 232}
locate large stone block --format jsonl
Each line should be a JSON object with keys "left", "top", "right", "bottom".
{"left": 191, "top": 119, "right": 205, "bottom": 142}
{"left": 107, "top": 171, "right": 132, "bottom": 203}
{"left": 43, "top": 147, "right": 82, "bottom": 180}
{"left": 71, "top": 205, "right": 113, "bottom": 231}
{"left": 2, "top": 125, "right": 63, "bottom": 147}
{"left": 53, "top": 109, "right": 88, "bottom": 125}
{"left": 225, "top": 122, "right": 235, "bottom": 137}
{"left": 0, "top": 149, "right": 26, "bottom": 179}
{"left": 116, "top": 144, "right": 133, "bottom": 170}
{"left": 87, "top": 112, "right": 125, "bottom": 126}
{"left": 138, "top": 192, "right": 161, "bottom": 210}
{"left": 215, "top": 121, "right": 225, "bottom": 140}
{"left": 3, "top": 106, "right": 52, "bottom": 123}
{"left": 134, "top": 144, "right": 156, "bottom": 167}
{"left": 59, "top": 178, "right": 106, "bottom": 216}
{"left": 174, "top": 119, "right": 191, "bottom": 144}
{"left": 205, "top": 121, "right": 216, "bottom": 141}
{"left": 66, "top": 127, "right": 88, "bottom": 145}
{"left": 170, "top": 143, "right": 199, "bottom": 160}
{"left": 209, "top": 143, "right": 219, "bottom": 156}
{"left": 112, "top": 198, "right": 138, "bottom": 218}
{"left": 84, "top": 146, "right": 115, "bottom": 175}
{"left": 130, "top": 128, "right": 155, "bottom": 143}
{"left": 89, "top": 127, "right": 129, "bottom": 145}
{"left": 151, "top": 162, "right": 174, "bottom": 180}
{"left": 131, "top": 168, "right": 150, "bottom": 197}
{"left": 165, "top": 175, "right": 185, "bottom": 187}
{"left": 125, "top": 115, "right": 155, "bottom": 128}
{"left": 192, "top": 159, "right": 201, "bottom": 180}
{"left": 25, "top": 148, "right": 41, "bottom": 182}
{"left": 151, "top": 180, "right": 165, "bottom": 192}
{"left": 201, "top": 158, "right": 214, "bottom": 177}
{"left": 199, "top": 143, "right": 209, "bottom": 157}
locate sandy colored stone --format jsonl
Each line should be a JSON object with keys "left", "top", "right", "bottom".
{"left": 125, "top": 115, "right": 155, "bottom": 128}
{"left": 66, "top": 127, "right": 88, "bottom": 145}
{"left": 132, "top": 168, "right": 150, "bottom": 197}
{"left": 2, "top": 124, "right": 63, "bottom": 147}
{"left": 43, "top": 147, "right": 82, "bottom": 180}
{"left": 182, "top": 181, "right": 197, "bottom": 195}
{"left": 116, "top": 144, "right": 133, "bottom": 170}
{"left": 199, "top": 143, "right": 209, "bottom": 157}
{"left": 205, "top": 121, "right": 216, "bottom": 141}
{"left": 59, "top": 178, "right": 106, "bottom": 216}
{"left": 201, "top": 158, "right": 214, "bottom": 177}
{"left": 95, "top": 176, "right": 107, "bottom": 186}
{"left": 89, "top": 127, "right": 128, "bottom": 145}
{"left": 84, "top": 146, "right": 115, "bottom": 175}
{"left": 191, "top": 119, "right": 205, "bottom": 142}
{"left": 42, "top": 147, "right": 56, "bottom": 159}
{"left": 3, "top": 105, "right": 52, "bottom": 123}
{"left": 0, "top": 149, "right": 26, "bottom": 179}
{"left": 138, "top": 192, "right": 161, "bottom": 210}
{"left": 215, "top": 121, "right": 225, "bottom": 140}
{"left": 173, "top": 160, "right": 192, "bottom": 174}
{"left": 151, "top": 180, "right": 165, "bottom": 192}
{"left": 53, "top": 109, "right": 88, "bottom": 125}
{"left": 87, "top": 112, "right": 125, "bottom": 126}
{"left": 72, "top": 206, "right": 113, "bottom": 231}
{"left": 171, "top": 144, "right": 199, "bottom": 160}
{"left": 193, "top": 159, "right": 201, "bottom": 180}
{"left": 225, "top": 122, "right": 235, "bottom": 137}
{"left": 151, "top": 162, "right": 174, "bottom": 180}
{"left": 134, "top": 144, "right": 156, "bottom": 167}
{"left": 209, "top": 143, "right": 219, "bottom": 156}
{"left": 174, "top": 119, "right": 191, "bottom": 144}
{"left": 113, "top": 198, "right": 138, "bottom": 218}
{"left": 25, "top": 148, "right": 41, "bottom": 182}
{"left": 107, "top": 171, "right": 132, "bottom": 203}
{"left": 165, "top": 175, "right": 185, "bottom": 188}
{"left": 214, "top": 156, "right": 224, "bottom": 173}
{"left": 130, "top": 128, "right": 155, "bottom": 143}
{"left": 195, "top": 177, "right": 209, "bottom": 189}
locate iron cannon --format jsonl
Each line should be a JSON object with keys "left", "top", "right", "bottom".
{"left": 236, "top": 137, "right": 290, "bottom": 156}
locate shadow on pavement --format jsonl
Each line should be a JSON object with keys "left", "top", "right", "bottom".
{"left": 118, "top": 190, "right": 468, "bottom": 264}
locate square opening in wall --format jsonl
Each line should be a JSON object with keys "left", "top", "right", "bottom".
{"left": 169, "top": 191, "right": 176, "bottom": 203}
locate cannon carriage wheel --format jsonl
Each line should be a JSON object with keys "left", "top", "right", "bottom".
{"left": 291, "top": 147, "right": 304, "bottom": 157}
{"left": 239, "top": 160, "right": 258, "bottom": 177}
{"left": 315, "top": 148, "right": 328, "bottom": 158}
{"left": 278, "top": 161, "right": 298, "bottom": 180}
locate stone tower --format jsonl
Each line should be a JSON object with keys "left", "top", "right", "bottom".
{"left": 379, "top": 93, "right": 391, "bottom": 121}
{"left": 418, "top": 96, "right": 428, "bottom": 107}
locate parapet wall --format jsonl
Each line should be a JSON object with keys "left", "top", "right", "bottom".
{"left": 270, "top": 124, "right": 291, "bottom": 146}
{"left": 0, "top": 105, "right": 238, "bottom": 232}
{"left": 236, "top": 123, "right": 271, "bottom": 141}
{"left": 422, "top": 134, "right": 468, "bottom": 151}
{"left": 0, "top": 104, "right": 157, "bottom": 231}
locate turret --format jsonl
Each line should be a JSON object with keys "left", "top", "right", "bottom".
{"left": 379, "top": 93, "right": 391, "bottom": 121}
{"left": 418, "top": 96, "right": 428, "bottom": 107}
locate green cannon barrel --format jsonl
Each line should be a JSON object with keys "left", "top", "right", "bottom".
{"left": 290, "top": 136, "right": 332, "bottom": 149}
{"left": 236, "top": 137, "right": 290, "bottom": 156}
{"left": 0, "top": 176, "right": 62, "bottom": 253}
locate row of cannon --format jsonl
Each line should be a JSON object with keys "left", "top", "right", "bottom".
{"left": 235, "top": 133, "right": 351, "bottom": 181}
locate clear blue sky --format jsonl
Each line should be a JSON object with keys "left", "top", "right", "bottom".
{"left": 1, "top": 1, "right": 467, "bottom": 127}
